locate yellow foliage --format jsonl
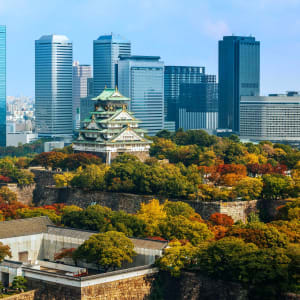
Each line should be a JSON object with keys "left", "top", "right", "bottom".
{"left": 54, "top": 172, "right": 75, "bottom": 188}
{"left": 136, "top": 199, "right": 166, "bottom": 236}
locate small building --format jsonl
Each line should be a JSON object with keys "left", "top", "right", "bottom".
{"left": 0, "top": 217, "right": 167, "bottom": 299}
{"left": 72, "top": 87, "right": 152, "bottom": 164}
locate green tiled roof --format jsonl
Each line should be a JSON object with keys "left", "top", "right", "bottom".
{"left": 92, "top": 87, "right": 130, "bottom": 101}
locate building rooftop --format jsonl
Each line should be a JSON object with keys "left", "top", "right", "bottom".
{"left": 0, "top": 217, "right": 167, "bottom": 251}
{"left": 0, "top": 216, "right": 53, "bottom": 239}
{"left": 119, "top": 55, "right": 161, "bottom": 61}
{"left": 96, "top": 33, "right": 130, "bottom": 44}
{"left": 92, "top": 87, "right": 130, "bottom": 101}
{"left": 37, "top": 35, "right": 70, "bottom": 43}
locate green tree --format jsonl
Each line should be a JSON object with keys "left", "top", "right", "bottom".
{"left": 163, "top": 200, "right": 195, "bottom": 218}
{"left": 11, "top": 276, "right": 27, "bottom": 291}
{"left": 262, "top": 174, "right": 294, "bottom": 200}
{"left": 157, "top": 240, "right": 198, "bottom": 276}
{"left": 72, "top": 231, "right": 136, "bottom": 271}
{"left": 233, "top": 177, "right": 263, "bottom": 200}
{"left": 0, "top": 186, "right": 17, "bottom": 203}
{"left": 71, "top": 164, "right": 108, "bottom": 190}
{"left": 159, "top": 215, "right": 213, "bottom": 245}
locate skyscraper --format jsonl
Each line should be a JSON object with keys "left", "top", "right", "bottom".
{"left": 35, "top": 35, "right": 73, "bottom": 139}
{"left": 164, "top": 66, "right": 205, "bottom": 123}
{"left": 177, "top": 79, "right": 218, "bottom": 131}
{"left": 218, "top": 36, "right": 260, "bottom": 132}
{"left": 0, "top": 26, "right": 6, "bottom": 146}
{"left": 118, "top": 56, "right": 164, "bottom": 136}
{"left": 72, "top": 61, "right": 92, "bottom": 130}
{"left": 93, "top": 33, "right": 131, "bottom": 95}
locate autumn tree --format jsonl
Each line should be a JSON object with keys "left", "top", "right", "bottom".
{"left": 226, "top": 222, "right": 288, "bottom": 248}
{"left": 233, "top": 177, "right": 263, "bottom": 200}
{"left": 137, "top": 199, "right": 166, "bottom": 236}
{"left": 159, "top": 215, "right": 213, "bottom": 245}
{"left": 0, "top": 242, "right": 12, "bottom": 262}
{"left": 72, "top": 231, "right": 136, "bottom": 271}
{"left": 163, "top": 200, "right": 195, "bottom": 218}
{"left": 262, "top": 174, "right": 294, "bottom": 199}
{"left": 157, "top": 240, "right": 198, "bottom": 276}
{"left": 0, "top": 186, "right": 17, "bottom": 203}
{"left": 209, "top": 213, "right": 234, "bottom": 227}
{"left": 30, "top": 151, "right": 66, "bottom": 169}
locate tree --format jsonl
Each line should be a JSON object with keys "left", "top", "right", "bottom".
{"left": 0, "top": 186, "right": 17, "bottom": 203}
{"left": 209, "top": 213, "right": 234, "bottom": 227}
{"left": 54, "top": 172, "right": 75, "bottom": 188}
{"left": 58, "top": 153, "right": 102, "bottom": 170}
{"left": 30, "top": 151, "right": 67, "bottom": 169}
{"left": 137, "top": 199, "right": 166, "bottom": 236}
{"left": 156, "top": 129, "right": 172, "bottom": 139}
{"left": 0, "top": 242, "right": 11, "bottom": 262}
{"left": 276, "top": 199, "right": 300, "bottom": 221}
{"left": 159, "top": 215, "right": 213, "bottom": 245}
{"left": 72, "top": 231, "right": 136, "bottom": 271}
{"left": 163, "top": 200, "right": 195, "bottom": 218}
{"left": 11, "top": 276, "right": 27, "bottom": 291}
{"left": 226, "top": 222, "right": 289, "bottom": 249}
{"left": 262, "top": 174, "right": 294, "bottom": 199}
{"left": 157, "top": 240, "right": 197, "bottom": 276}
{"left": 16, "top": 207, "right": 61, "bottom": 224}
{"left": 61, "top": 205, "right": 112, "bottom": 232}
{"left": 233, "top": 177, "right": 263, "bottom": 200}
{"left": 71, "top": 164, "right": 108, "bottom": 190}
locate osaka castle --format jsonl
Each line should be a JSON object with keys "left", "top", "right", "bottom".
{"left": 72, "top": 87, "right": 152, "bottom": 164}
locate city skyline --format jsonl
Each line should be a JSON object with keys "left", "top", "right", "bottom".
{"left": 1, "top": 0, "right": 300, "bottom": 97}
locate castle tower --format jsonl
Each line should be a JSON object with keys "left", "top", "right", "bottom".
{"left": 72, "top": 87, "right": 152, "bottom": 164}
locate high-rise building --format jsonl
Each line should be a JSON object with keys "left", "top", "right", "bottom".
{"left": 118, "top": 55, "right": 164, "bottom": 136}
{"left": 0, "top": 25, "right": 6, "bottom": 146}
{"left": 72, "top": 61, "right": 92, "bottom": 130}
{"left": 218, "top": 36, "right": 260, "bottom": 132}
{"left": 177, "top": 79, "right": 218, "bottom": 131}
{"left": 240, "top": 93, "right": 300, "bottom": 144}
{"left": 35, "top": 35, "right": 73, "bottom": 139}
{"left": 93, "top": 34, "right": 131, "bottom": 95}
{"left": 164, "top": 66, "right": 205, "bottom": 123}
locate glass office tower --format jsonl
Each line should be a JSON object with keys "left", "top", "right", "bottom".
{"left": 72, "top": 61, "right": 92, "bottom": 130}
{"left": 177, "top": 77, "right": 218, "bottom": 130}
{"left": 118, "top": 56, "right": 164, "bottom": 136}
{"left": 218, "top": 36, "right": 260, "bottom": 132}
{"left": 35, "top": 35, "right": 73, "bottom": 139}
{"left": 0, "top": 26, "right": 6, "bottom": 146}
{"left": 93, "top": 34, "right": 131, "bottom": 96}
{"left": 164, "top": 66, "right": 205, "bottom": 123}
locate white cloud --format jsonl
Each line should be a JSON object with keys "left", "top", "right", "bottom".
{"left": 202, "top": 19, "right": 231, "bottom": 40}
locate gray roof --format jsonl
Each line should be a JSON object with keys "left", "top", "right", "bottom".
{"left": 47, "top": 226, "right": 167, "bottom": 250}
{"left": 0, "top": 217, "right": 53, "bottom": 239}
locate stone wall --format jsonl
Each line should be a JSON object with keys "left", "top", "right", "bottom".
{"left": 3, "top": 290, "right": 37, "bottom": 300}
{"left": 33, "top": 184, "right": 258, "bottom": 222}
{"left": 26, "top": 273, "right": 155, "bottom": 300}
{"left": 81, "top": 274, "right": 155, "bottom": 299}
{"left": 6, "top": 183, "right": 36, "bottom": 205}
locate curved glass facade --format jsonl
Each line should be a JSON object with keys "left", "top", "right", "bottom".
{"left": 0, "top": 26, "right": 6, "bottom": 146}
{"left": 118, "top": 56, "right": 164, "bottom": 136}
{"left": 93, "top": 34, "right": 131, "bottom": 95}
{"left": 35, "top": 35, "right": 73, "bottom": 138}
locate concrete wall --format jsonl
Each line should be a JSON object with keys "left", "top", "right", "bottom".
{"left": 0, "top": 234, "right": 44, "bottom": 264}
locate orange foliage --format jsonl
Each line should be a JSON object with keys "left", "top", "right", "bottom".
{"left": 209, "top": 213, "right": 234, "bottom": 227}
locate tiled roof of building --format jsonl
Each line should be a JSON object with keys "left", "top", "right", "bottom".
{"left": 0, "top": 217, "right": 53, "bottom": 239}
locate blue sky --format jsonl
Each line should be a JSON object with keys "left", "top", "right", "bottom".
{"left": 1, "top": 0, "right": 300, "bottom": 97}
